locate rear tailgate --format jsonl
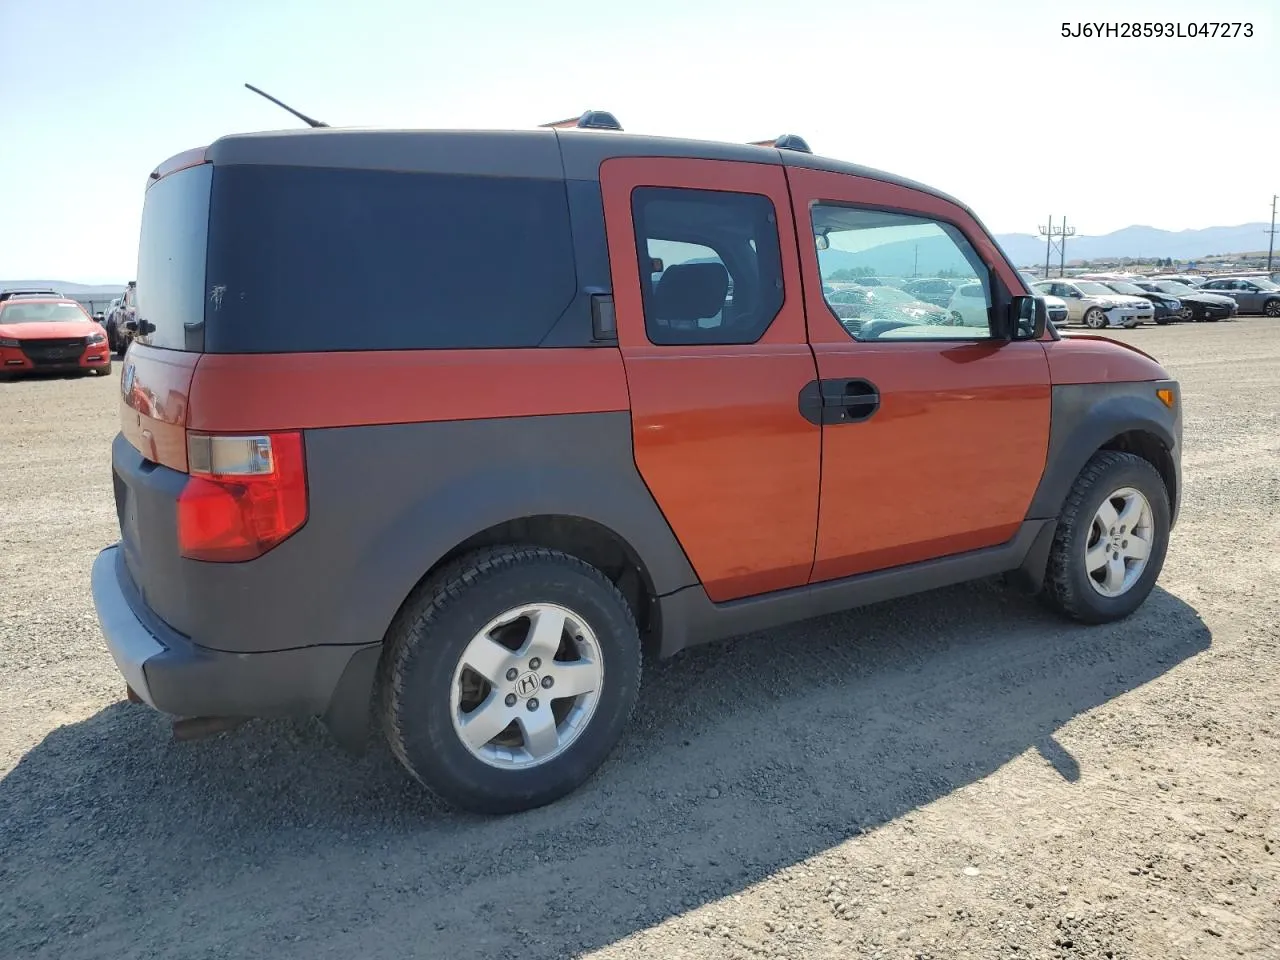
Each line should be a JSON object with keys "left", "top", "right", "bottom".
{"left": 112, "top": 156, "right": 210, "bottom": 634}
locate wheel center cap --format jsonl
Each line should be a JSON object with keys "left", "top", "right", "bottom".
{"left": 514, "top": 672, "right": 541, "bottom": 699}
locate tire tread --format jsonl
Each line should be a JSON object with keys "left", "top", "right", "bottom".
{"left": 1041, "top": 450, "right": 1166, "bottom": 623}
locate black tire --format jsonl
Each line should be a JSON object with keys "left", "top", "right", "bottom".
{"left": 379, "top": 545, "right": 642, "bottom": 814}
{"left": 1264, "top": 298, "right": 1280, "bottom": 318}
{"left": 95, "top": 362, "right": 114, "bottom": 377}
{"left": 1040, "top": 451, "right": 1171, "bottom": 625}
{"left": 1083, "top": 307, "right": 1107, "bottom": 330}
{"left": 1153, "top": 315, "right": 1171, "bottom": 325}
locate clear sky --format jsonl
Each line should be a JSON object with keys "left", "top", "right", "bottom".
{"left": 1, "top": 0, "right": 1275, "bottom": 283}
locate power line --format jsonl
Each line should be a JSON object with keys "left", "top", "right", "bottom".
{"left": 1038, "top": 216, "right": 1077, "bottom": 278}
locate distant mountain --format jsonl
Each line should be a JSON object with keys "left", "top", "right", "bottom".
{"left": 0, "top": 280, "right": 127, "bottom": 298}
{"left": 992, "top": 223, "right": 1271, "bottom": 267}
{"left": 819, "top": 235, "right": 971, "bottom": 277}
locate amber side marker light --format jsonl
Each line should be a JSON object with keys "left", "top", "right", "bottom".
{"left": 1156, "top": 388, "right": 1176, "bottom": 409}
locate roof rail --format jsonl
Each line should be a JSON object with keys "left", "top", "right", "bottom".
{"left": 540, "top": 110, "right": 623, "bottom": 132}
{"left": 749, "top": 133, "right": 813, "bottom": 154}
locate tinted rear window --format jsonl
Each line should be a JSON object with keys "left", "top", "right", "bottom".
{"left": 203, "top": 165, "right": 578, "bottom": 352}
{"left": 135, "top": 164, "right": 212, "bottom": 351}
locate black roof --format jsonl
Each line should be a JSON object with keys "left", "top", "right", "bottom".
{"left": 199, "top": 126, "right": 967, "bottom": 212}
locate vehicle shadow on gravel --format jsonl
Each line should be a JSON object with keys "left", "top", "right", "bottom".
{"left": 0, "top": 580, "right": 1209, "bottom": 960}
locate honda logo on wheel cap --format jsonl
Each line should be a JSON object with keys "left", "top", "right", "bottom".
{"left": 515, "top": 673, "right": 540, "bottom": 698}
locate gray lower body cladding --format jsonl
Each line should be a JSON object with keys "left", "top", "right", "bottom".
{"left": 109, "top": 412, "right": 699, "bottom": 662}
{"left": 1026, "top": 380, "right": 1182, "bottom": 527}
{"left": 92, "top": 545, "right": 373, "bottom": 719}
{"left": 657, "top": 519, "right": 1057, "bottom": 657}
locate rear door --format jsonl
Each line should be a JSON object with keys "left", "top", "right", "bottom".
{"left": 599, "top": 157, "right": 820, "bottom": 601}
{"left": 1237, "top": 281, "right": 1264, "bottom": 313}
{"left": 785, "top": 165, "right": 1051, "bottom": 582}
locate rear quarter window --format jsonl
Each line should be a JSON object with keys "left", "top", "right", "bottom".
{"left": 203, "top": 165, "right": 578, "bottom": 352}
{"left": 135, "top": 164, "right": 212, "bottom": 351}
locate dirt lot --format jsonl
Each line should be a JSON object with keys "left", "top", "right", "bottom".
{"left": 1, "top": 321, "right": 1278, "bottom": 960}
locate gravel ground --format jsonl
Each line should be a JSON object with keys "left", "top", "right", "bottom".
{"left": 1, "top": 321, "right": 1278, "bottom": 960}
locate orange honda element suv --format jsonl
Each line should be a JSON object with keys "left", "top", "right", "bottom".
{"left": 93, "top": 116, "right": 1181, "bottom": 813}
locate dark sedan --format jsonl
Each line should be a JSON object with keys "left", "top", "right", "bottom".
{"left": 1198, "top": 277, "right": 1280, "bottom": 316}
{"left": 1101, "top": 280, "right": 1185, "bottom": 324}
{"left": 1133, "top": 280, "right": 1237, "bottom": 322}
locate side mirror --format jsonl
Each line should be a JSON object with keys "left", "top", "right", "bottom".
{"left": 124, "top": 320, "right": 138, "bottom": 332}
{"left": 1003, "top": 295, "right": 1047, "bottom": 340}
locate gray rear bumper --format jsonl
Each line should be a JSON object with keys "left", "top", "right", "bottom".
{"left": 91, "top": 544, "right": 377, "bottom": 719}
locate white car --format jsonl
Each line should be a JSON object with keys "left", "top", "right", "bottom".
{"left": 948, "top": 280, "right": 1073, "bottom": 330}
{"left": 1032, "top": 279, "right": 1154, "bottom": 329}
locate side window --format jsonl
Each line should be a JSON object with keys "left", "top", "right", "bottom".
{"left": 811, "top": 204, "right": 994, "bottom": 342}
{"left": 631, "top": 187, "right": 784, "bottom": 346}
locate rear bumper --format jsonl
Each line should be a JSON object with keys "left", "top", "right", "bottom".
{"left": 91, "top": 544, "right": 377, "bottom": 718}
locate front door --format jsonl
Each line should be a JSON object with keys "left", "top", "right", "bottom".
{"left": 785, "top": 166, "right": 1052, "bottom": 582}
{"left": 599, "top": 157, "right": 821, "bottom": 602}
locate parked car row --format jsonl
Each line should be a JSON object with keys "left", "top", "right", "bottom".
{"left": 1076, "top": 271, "right": 1280, "bottom": 318}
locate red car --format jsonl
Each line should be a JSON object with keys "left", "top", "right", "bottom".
{"left": 0, "top": 298, "right": 114, "bottom": 378}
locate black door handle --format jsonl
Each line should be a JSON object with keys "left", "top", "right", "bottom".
{"left": 798, "top": 378, "right": 880, "bottom": 425}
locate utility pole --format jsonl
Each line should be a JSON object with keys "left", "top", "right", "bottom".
{"left": 1038, "top": 216, "right": 1077, "bottom": 278}
{"left": 1042, "top": 214, "right": 1053, "bottom": 278}
{"left": 1267, "top": 194, "right": 1277, "bottom": 273}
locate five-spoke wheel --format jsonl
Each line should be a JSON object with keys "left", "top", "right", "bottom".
{"left": 379, "top": 546, "right": 641, "bottom": 814}
{"left": 450, "top": 603, "right": 604, "bottom": 768}
{"left": 1083, "top": 487, "right": 1154, "bottom": 598}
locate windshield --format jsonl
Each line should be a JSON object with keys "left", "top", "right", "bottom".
{"left": 1106, "top": 282, "right": 1146, "bottom": 296}
{"left": 1248, "top": 277, "right": 1279, "bottom": 291}
{"left": 0, "top": 302, "right": 88, "bottom": 324}
{"left": 1155, "top": 282, "right": 1195, "bottom": 295}
{"left": 1075, "top": 281, "right": 1115, "bottom": 295}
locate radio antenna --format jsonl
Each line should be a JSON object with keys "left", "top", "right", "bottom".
{"left": 243, "top": 83, "right": 328, "bottom": 128}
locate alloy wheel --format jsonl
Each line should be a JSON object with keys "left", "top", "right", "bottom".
{"left": 1084, "top": 487, "right": 1155, "bottom": 598}
{"left": 449, "top": 603, "right": 604, "bottom": 769}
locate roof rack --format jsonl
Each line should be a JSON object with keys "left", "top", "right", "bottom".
{"left": 749, "top": 134, "right": 813, "bottom": 154}
{"left": 540, "top": 110, "right": 623, "bottom": 132}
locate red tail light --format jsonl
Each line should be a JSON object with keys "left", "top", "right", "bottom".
{"left": 177, "top": 432, "right": 308, "bottom": 562}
